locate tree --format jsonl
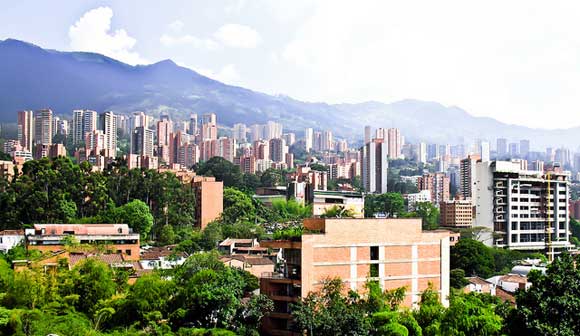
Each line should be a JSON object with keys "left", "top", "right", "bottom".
{"left": 103, "top": 199, "right": 154, "bottom": 240}
{"left": 320, "top": 205, "right": 355, "bottom": 218}
{"left": 292, "top": 278, "right": 371, "bottom": 336}
{"left": 412, "top": 202, "right": 439, "bottom": 230}
{"left": 365, "top": 193, "right": 406, "bottom": 218}
{"left": 449, "top": 269, "right": 468, "bottom": 289}
{"left": 440, "top": 293, "right": 503, "bottom": 336}
{"left": 158, "top": 224, "right": 177, "bottom": 245}
{"left": 450, "top": 238, "right": 495, "bottom": 278}
{"left": 508, "top": 253, "right": 580, "bottom": 335}
{"left": 65, "top": 258, "right": 116, "bottom": 314}
{"left": 196, "top": 157, "right": 243, "bottom": 188}
{"left": 221, "top": 188, "right": 256, "bottom": 224}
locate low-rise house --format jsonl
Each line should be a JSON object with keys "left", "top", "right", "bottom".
{"left": 220, "top": 254, "right": 275, "bottom": 279}
{"left": 140, "top": 245, "right": 188, "bottom": 270}
{"left": 487, "top": 274, "right": 531, "bottom": 293}
{"left": 0, "top": 230, "right": 24, "bottom": 253}
{"left": 464, "top": 276, "right": 496, "bottom": 295}
{"left": 25, "top": 224, "right": 140, "bottom": 260}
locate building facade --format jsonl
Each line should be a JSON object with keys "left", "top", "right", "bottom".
{"left": 260, "top": 218, "right": 454, "bottom": 335}
{"left": 473, "top": 161, "right": 573, "bottom": 252}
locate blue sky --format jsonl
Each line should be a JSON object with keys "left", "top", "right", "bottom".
{"left": 2, "top": 1, "right": 580, "bottom": 129}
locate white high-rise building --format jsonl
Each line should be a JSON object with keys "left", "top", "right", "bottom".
{"left": 233, "top": 123, "right": 247, "bottom": 142}
{"left": 304, "top": 128, "right": 313, "bottom": 152}
{"left": 72, "top": 109, "right": 98, "bottom": 145}
{"left": 99, "top": 111, "right": 117, "bottom": 158}
{"left": 479, "top": 140, "right": 490, "bottom": 162}
{"left": 361, "top": 139, "right": 388, "bottom": 194}
{"left": 474, "top": 161, "right": 573, "bottom": 252}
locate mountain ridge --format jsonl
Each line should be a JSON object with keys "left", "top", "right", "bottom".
{"left": 0, "top": 38, "right": 578, "bottom": 148}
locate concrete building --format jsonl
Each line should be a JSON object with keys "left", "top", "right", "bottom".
{"left": 233, "top": 123, "right": 247, "bottom": 143}
{"left": 269, "top": 138, "right": 287, "bottom": 163}
{"left": 0, "top": 230, "right": 24, "bottom": 253}
{"left": 34, "top": 109, "right": 53, "bottom": 145}
{"left": 287, "top": 166, "right": 328, "bottom": 191}
{"left": 440, "top": 199, "right": 473, "bottom": 228}
{"left": 131, "top": 126, "right": 154, "bottom": 158}
{"left": 304, "top": 128, "right": 313, "bottom": 152}
{"left": 405, "top": 190, "right": 432, "bottom": 212}
{"left": 99, "top": 111, "right": 117, "bottom": 158}
{"left": 201, "top": 113, "right": 218, "bottom": 141}
{"left": 387, "top": 128, "right": 402, "bottom": 159}
{"left": 192, "top": 176, "right": 223, "bottom": 230}
{"left": 311, "top": 191, "right": 365, "bottom": 218}
{"left": 260, "top": 218, "right": 455, "bottom": 334}
{"left": 417, "top": 172, "right": 450, "bottom": 205}
{"left": 189, "top": 114, "right": 198, "bottom": 136}
{"left": 26, "top": 224, "right": 140, "bottom": 260}
{"left": 17, "top": 110, "right": 34, "bottom": 151}
{"left": 473, "top": 161, "right": 573, "bottom": 252}
{"left": 321, "top": 130, "right": 333, "bottom": 151}
{"left": 520, "top": 139, "right": 530, "bottom": 159}
{"left": 496, "top": 138, "right": 508, "bottom": 159}
{"left": 459, "top": 154, "right": 480, "bottom": 200}
{"left": 361, "top": 139, "right": 388, "bottom": 194}
{"left": 72, "top": 109, "right": 98, "bottom": 145}
{"left": 283, "top": 133, "right": 296, "bottom": 147}
{"left": 364, "top": 126, "right": 371, "bottom": 144}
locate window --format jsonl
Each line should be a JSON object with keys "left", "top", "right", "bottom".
{"left": 126, "top": 249, "right": 131, "bottom": 256}
{"left": 370, "top": 246, "right": 379, "bottom": 278}
{"left": 118, "top": 228, "right": 123, "bottom": 234}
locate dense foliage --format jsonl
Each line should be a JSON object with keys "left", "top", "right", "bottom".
{"left": 292, "top": 278, "right": 506, "bottom": 336}
{"left": 450, "top": 238, "right": 545, "bottom": 279}
{"left": 0, "top": 251, "right": 271, "bottom": 336}
{"left": 0, "top": 157, "right": 195, "bottom": 239}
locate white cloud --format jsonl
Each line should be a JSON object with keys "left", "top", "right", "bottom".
{"left": 275, "top": 1, "right": 580, "bottom": 128}
{"left": 160, "top": 22, "right": 260, "bottom": 51}
{"left": 160, "top": 33, "right": 219, "bottom": 50}
{"left": 68, "top": 6, "right": 147, "bottom": 65}
{"left": 213, "top": 23, "right": 261, "bottom": 48}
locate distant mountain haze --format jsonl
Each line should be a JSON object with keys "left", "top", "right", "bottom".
{"left": 0, "top": 38, "right": 576, "bottom": 149}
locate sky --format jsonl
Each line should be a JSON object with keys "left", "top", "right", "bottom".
{"left": 1, "top": 0, "right": 580, "bottom": 129}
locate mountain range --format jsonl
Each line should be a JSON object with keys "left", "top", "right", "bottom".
{"left": 0, "top": 38, "right": 577, "bottom": 149}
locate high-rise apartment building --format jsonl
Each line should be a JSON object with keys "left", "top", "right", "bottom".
{"left": 496, "top": 138, "right": 508, "bottom": 159}
{"left": 361, "top": 139, "right": 388, "bottom": 194}
{"left": 304, "top": 128, "right": 313, "bottom": 152}
{"left": 72, "top": 109, "right": 98, "bottom": 145}
{"left": 416, "top": 142, "right": 427, "bottom": 163}
{"left": 283, "top": 133, "right": 296, "bottom": 146}
{"left": 218, "top": 137, "right": 236, "bottom": 162}
{"left": 417, "top": 172, "right": 450, "bottom": 205}
{"left": 34, "top": 109, "right": 53, "bottom": 145}
{"left": 201, "top": 113, "right": 217, "bottom": 140}
{"left": 519, "top": 139, "right": 530, "bottom": 159}
{"left": 131, "top": 126, "right": 154, "bottom": 158}
{"left": 17, "top": 110, "right": 34, "bottom": 151}
{"left": 99, "top": 111, "right": 117, "bottom": 158}
{"left": 473, "top": 161, "right": 573, "bottom": 252}
{"left": 130, "top": 111, "right": 150, "bottom": 131}
{"left": 387, "top": 128, "right": 402, "bottom": 159}
{"left": 265, "top": 121, "right": 283, "bottom": 140}
{"left": 233, "top": 123, "right": 247, "bottom": 143}
{"left": 459, "top": 154, "right": 480, "bottom": 200}
{"left": 364, "top": 125, "right": 371, "bottom": 144}
{"left": 321, "top": 130, "right": 333, "bottom": 151}
{"left": 157, "top": 115, "right": 173, "bottom": 163}
{"left": 479, "top": 140, "right": 490, "bottom": 162}
{"left": 269, "top": 138, "right": 287, "bottom": 163}
{"left": 189, "top": 114, "right": 198, "bottom": 136}
{"left": 508, "top": 142, "right": 519, "bottom": 158}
